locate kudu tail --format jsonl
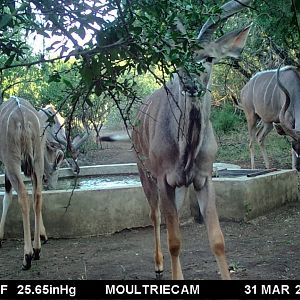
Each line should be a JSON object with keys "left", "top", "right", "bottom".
{"left": 277, "top": 66, "right": 291, "bottom": 120}
{"left": 277, "top": 66, "right": 300, "bottom": 141}
{"left": 231, "top": 94, "right": 244, "bottom": 110}
{"left": 20, "top": 125, "right": 35, "bottom": 177}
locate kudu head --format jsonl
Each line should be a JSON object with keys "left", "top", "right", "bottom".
{"left": 43, "top": 140, "right": 64, "bottom": 189}
{"left": 39, "top": 105, "right": 90, "bottom": 186}
{"left": 175, "top": 1, "right": 251, "bottom": 104}
{"left": 277, "top": 67, "right": 300, "bottom": 170}
{"left": 38, "top": 105, "right": 66, "bottom": 189}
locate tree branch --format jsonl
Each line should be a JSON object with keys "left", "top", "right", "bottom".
{"left": 0, "top": 37, "right": 132, "bottom": 72}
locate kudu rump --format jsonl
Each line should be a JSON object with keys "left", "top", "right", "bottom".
{"left": 0, "top": 96, "right": 76, "bottom": 270}
{"left": 102, "top": 1, "right": 251, "bottom": 279}
{"left": 234, "top": 66, "right": 300, "bottom": 170}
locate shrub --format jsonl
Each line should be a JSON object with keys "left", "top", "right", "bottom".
{"left": 211, "top": 102, "right": 245, "bottom": 135}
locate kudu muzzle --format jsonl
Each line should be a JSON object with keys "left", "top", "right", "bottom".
{"left": 180, "top": 73, "right": 203, "bottom": 97}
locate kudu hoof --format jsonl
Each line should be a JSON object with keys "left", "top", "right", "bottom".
{"left": 40, "top": 235, "right": 48, "bottom": 244}
{"left": 22, "top": 254, "right": 33, "bottom": 270}
{"left": 33, "top": 248, "right": 41, "bottom": 260}
{"left": 155, "top": 270, "right": 163, "bottom": 280}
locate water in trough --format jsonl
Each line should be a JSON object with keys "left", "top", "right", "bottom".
{"left": 0, "top": 169, "right": 274, "bottom": 192}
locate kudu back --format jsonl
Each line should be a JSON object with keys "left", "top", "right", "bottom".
{"left": 235, "top": 66, "right": 300, "bottom": 170}
{"left": 131, "top": 2, "right": 251, "bottom": 279}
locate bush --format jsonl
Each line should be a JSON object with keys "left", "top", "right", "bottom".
{"left": 211, "top": 102, "right": 245, "bottom": 135}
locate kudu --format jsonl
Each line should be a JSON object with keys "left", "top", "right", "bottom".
{"left": 0, "top": 96, "right": 75, "bottom": 270}
{"left": 39, "top": 104, "right": 90, "bottom": 175}
{"left": 233, "top": 66, "right": 300, "bottom": 170}
{"left": 101, "top": 1, "right": 251, "bottom": 279}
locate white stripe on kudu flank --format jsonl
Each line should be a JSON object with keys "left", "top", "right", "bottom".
{"left": 263, "top": 71, "right": 276, "bottom": 104}
{"left": 141, "top": 99, "right": 153, "bottom": 125}
{"left": 144, "top": 99, "right": 153, "bottom": 117}
{"left": 6, "top": 103, "right": 41, "bottom": 139}
{"left": 6, "top": 106, "right": 19, "bottom": 136}
{"left": 252, "top": 75, "right": 259, "bottom": 102}
{"left": 270, "top": 72, "right": 278, "bottom": 101}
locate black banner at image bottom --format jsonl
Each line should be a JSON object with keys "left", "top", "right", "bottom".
{"left": 0, "top": 280, "right": 300, "bottom": 299}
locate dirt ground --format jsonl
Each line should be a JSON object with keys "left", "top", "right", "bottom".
{"left": 1, "top": 138, "right": 300, "bottom": 280}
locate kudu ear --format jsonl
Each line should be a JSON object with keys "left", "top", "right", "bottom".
{"left": 214, "top": 24, "right": 251, "bottom": 59}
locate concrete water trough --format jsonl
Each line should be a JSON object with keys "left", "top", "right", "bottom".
{"left": 0, "top": 163, "right": 298, "bottom": 238}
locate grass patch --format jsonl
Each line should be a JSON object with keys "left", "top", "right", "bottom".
{"left": 211, "top": 103, "right": 292, "bottom": 169}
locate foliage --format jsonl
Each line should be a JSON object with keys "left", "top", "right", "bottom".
{"left": 252, "top": 0, "right": 300, "bottom": 66}
{"left": 0, "top": 0, "right": 246, "bottom": 121}
{"left": 1, "top": 0, "right": 300, "bottom": 161}
{"left": 211, "top": 102, "right": 245, "bottom": 135}
{"left": 209, "top": 0, "right": 300, "bottom": 103}
{"left": 105, "top": 68, "right": 160, "bottom": 128}
{"left": 215, "top": 128, "right": 292, "bottom": 169}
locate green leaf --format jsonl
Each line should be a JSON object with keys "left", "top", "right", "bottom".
{"left": 94, "top": 81, "right": 104, "bottom": 96}
{"left": 77, "top": 26, "right": 86, "bottom": 40}
{"left": 0, "top": 14, "right": 12, "bottom": 28}
{"left": 132, "top": 26, "right": 143, "bottom": 35}
{"left": 62, "top": 78, "right": 73, "bottom": 89}
{"left": 48, "top": 73, "right": 61, "bottom": 83}
{"left": 85, "top": 97, "right": 94, "bottom": 107}
{"left": 16, "top": 2, "right": 29, "bottom": 12}
{"left": 4, "top": 54, "right": 15, "bottom": 67}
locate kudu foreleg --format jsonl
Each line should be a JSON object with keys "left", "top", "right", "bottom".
{"left": 158, "top": 179, "right": 183, "bottom": 280}
{"left": 138, "top": 167, "right": 164, "bottom": 278}
{"left": 18, "top": 184, "right": 33, "bottom": 270}
{"left": 0, "top": 175, "right": 13, "bottom": 246}
{"left": 195, "top": 176, "right": 230, "bottom": 280}
{"left": 150, "top": 206, "right": 164, "bottom": 279}
{"left": 32, "top": 173, "right": 44, "bottom": 260}
{"left": 0, "top": 190, "right": 13, "bottom": 246}
{"left": 40, "top": 212, "right": 48, "bottom": 243}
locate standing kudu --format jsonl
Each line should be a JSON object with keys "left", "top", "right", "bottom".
{"left": 234, "top": 66, "right": 300, "bottom": 170}
{"left": 131, "top": 2, "right": 251, "bottom": 279}
{"left": 99, "top": 1, "right": 251, "bottom": 280}
{"left": 0, "top": 96, "right": 74, "bottom": 270}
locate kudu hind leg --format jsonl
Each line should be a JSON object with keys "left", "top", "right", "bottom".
{"left": 19, "top": 187, "right": 33, "bottom": 270}
{"left": 11, "top": 174, "right": 33, "bottom": 270}
{"left": 158, "top": 179, "right": 183, "bottom": 280}
{"left": 195, "top": 177, "right": 230, "bottom": 279}
{"left": 256, "top": 123, "right": 273, "bottom": 169}
{"left": 0, "top": 175, "right": 13, "bottom": 246}
{"left": 247, "top": 114, "right": 259, "bottom": 169}
{"left": 32, "top": 172, "right": 44, "bottom": 260}
{"left": 138, "top": 168, "right": 164, "bottom": 278}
